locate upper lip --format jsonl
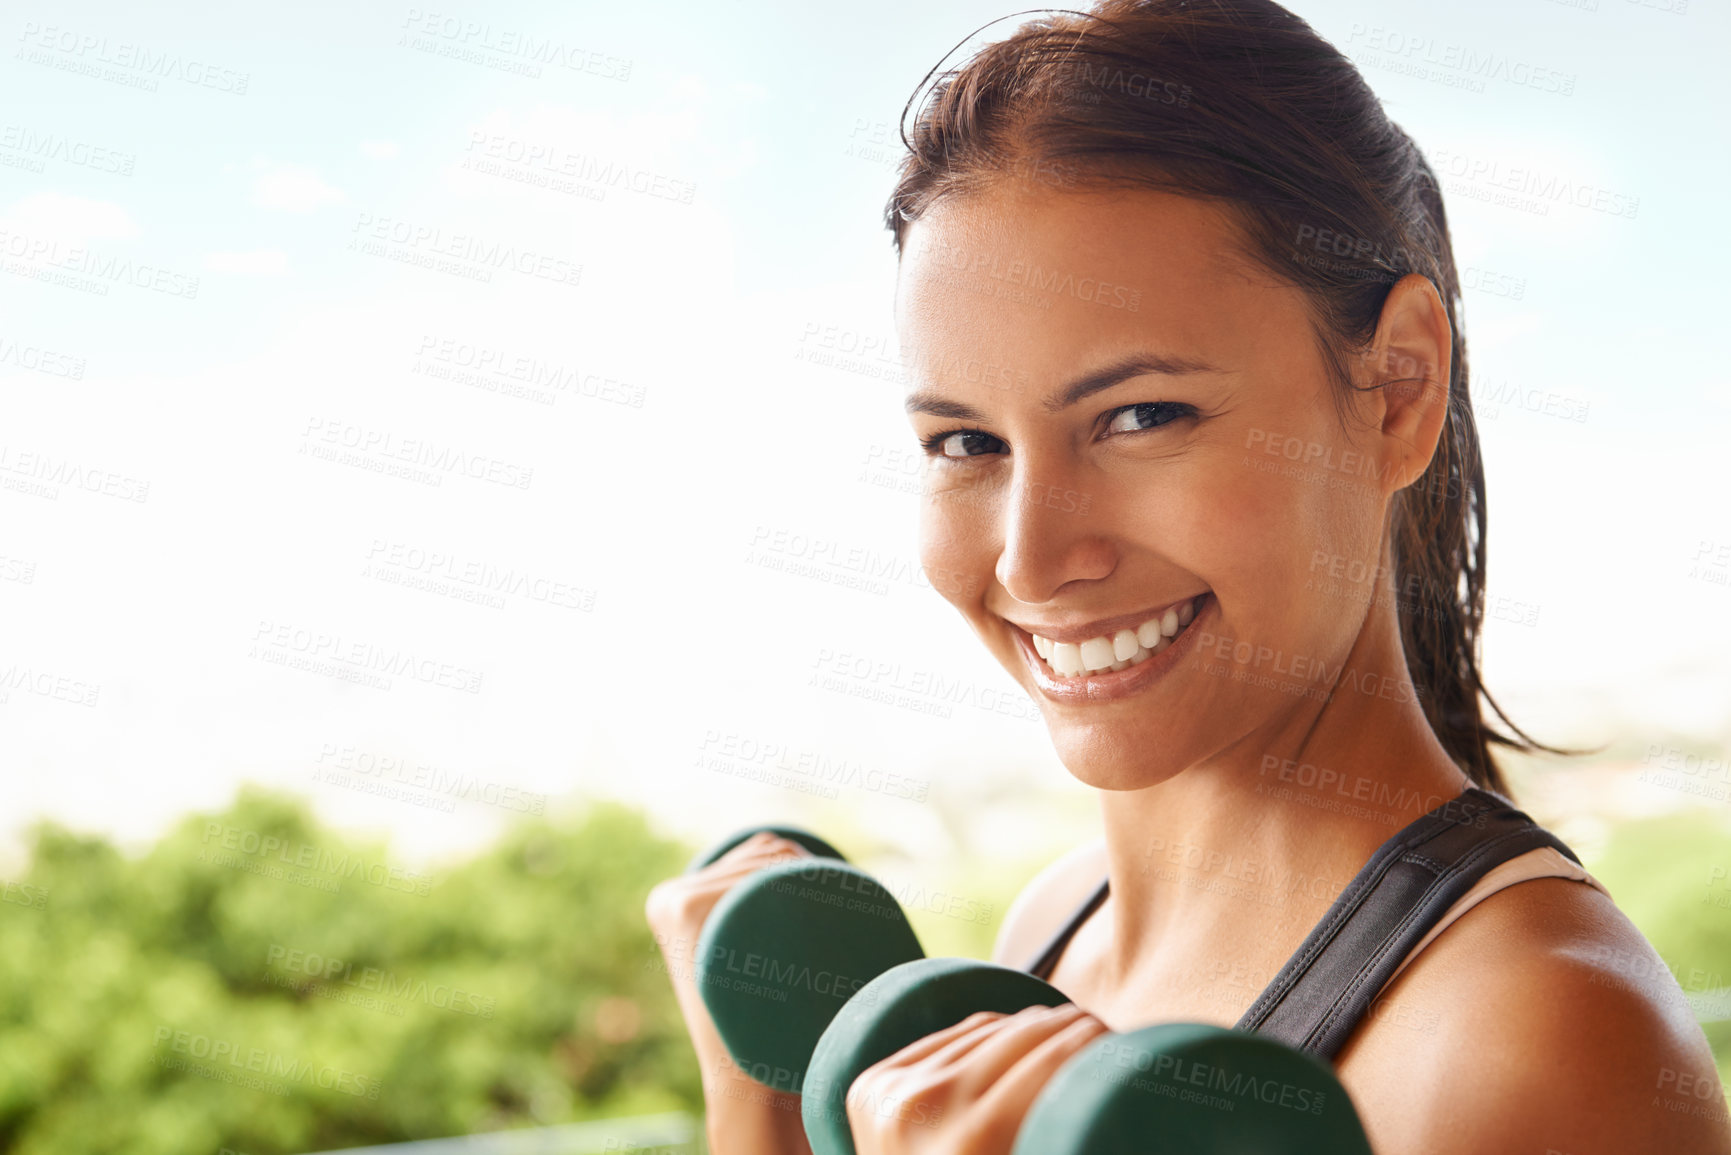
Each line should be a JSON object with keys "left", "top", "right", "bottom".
{"left": 1006, "top": 594, "right": 1207, "bottom": 646}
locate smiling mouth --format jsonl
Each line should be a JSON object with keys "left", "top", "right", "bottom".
{"left": 1026, "top": 594, "right": 1209, "bottom": 678}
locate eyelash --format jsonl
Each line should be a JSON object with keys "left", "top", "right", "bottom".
{"left": 917, "top": 401, "right": 1198, "bottom": 458}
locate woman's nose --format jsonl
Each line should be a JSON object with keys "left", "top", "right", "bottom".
{"left": 993, "top": 468, "right": 1116, "bottom": 605}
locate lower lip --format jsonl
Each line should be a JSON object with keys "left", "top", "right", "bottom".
{"left": 1016, "top": 594, "right": 1215, "bottom": 705}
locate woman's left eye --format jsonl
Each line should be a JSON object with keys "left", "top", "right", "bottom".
{"left": 1103, "top": 401, "right": 1195, "bottom": 436}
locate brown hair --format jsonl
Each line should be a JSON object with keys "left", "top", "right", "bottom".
{"left": 885, "top": 0, "right": 1563, "bottom": 797}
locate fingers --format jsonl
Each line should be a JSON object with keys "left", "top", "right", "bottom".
{"left": 647, "top": 832, "right": 814, "bottom": 939}
{"left": 941, "top": 1005, "right": 1101, "bottom": 1093}
{"left": 867, "top": 1010, "right": 1014, "bottom": 1069}
{"left": 705, "top": 830, "right": 813, "bottom": 873}
{"left": 974, "top": 1010, "right": 1111, "bottom": 1116}
{"left": 684, "top": 834, "right": 809, "bottom": 895}
{"left": 936, "top": 1011, "right": 1110, "bottom": 1155}
{"left": 862, "top": 1005, "right": 1094, "bottom": 1089}
{"left": 848, "top": 1006, "right": 1110, "bottom": 1155}
{"left": 686, "top": 832, "right": 813, "bottom": 893}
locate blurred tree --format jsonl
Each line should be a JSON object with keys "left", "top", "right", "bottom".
{"left": 0, "top": 789, "right": 700, "bottom": 1155}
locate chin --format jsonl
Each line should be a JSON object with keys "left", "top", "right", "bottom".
{"left": 1044, "top": 721, "right": 1193, "bottom": 792}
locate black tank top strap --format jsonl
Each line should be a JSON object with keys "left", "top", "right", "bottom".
{"left": 1022, "top": 875, "right": 1110, "bottom": 981}
{"left": 1233, "top": 786, "right": 1581, "bottom": 1060}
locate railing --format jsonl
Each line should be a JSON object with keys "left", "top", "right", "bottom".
{"left": 297, "top": 1113, "right": 705, "bottom": 1155}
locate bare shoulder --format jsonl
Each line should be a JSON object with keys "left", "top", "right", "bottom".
{"left": 989, "top": 837, "right": 1109, "bottom": 970}
{"left": 1338, "top": 877, "right": 1731, "bottom": 1155}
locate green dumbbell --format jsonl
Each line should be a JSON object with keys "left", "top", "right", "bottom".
{"left": 692, "top": 826, "right": 925, "bottom": 1093}
{"left": 804, "top": 957, "right": 1373, "bottom": 1155}
{"left": 692, "top": 826, "right": 1069, "bottom": 1124}
{"left": 697, "top": 844, "right": 1066, "bottom": 1119}
{"left": 1014, "top": 1021, "right": 1374, "bottom": 1154}
{"left": 802, "top": 956, "right": 1070, "bottom": 1155}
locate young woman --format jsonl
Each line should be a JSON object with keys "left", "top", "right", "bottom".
{"left": 647, "top": 2, "right": 1731, "bottom": 1151}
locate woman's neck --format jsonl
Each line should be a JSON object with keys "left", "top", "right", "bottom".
{"left": 1091, "top": 599, "right": 1474, "bottom": 988}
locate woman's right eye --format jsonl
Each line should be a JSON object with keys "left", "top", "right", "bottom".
{"left": 919, "top": 429, "right": 1005, "bottom": 459}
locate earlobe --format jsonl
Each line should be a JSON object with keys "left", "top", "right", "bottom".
{"left": 1367, "top": 273, "right": 1452, "bottom": 493}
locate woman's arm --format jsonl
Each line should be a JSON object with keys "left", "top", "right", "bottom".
{"left": 645, "top": 832, "right": 816, "bottom": 1155}
{"left": 1339, "top": 879, "right": 1731, "bottom": 1155}
{"left": 673, "top": 974, "right": 813, "bottom": 1154}
{"left": 1411, "top": 948, "right": 1730, "bottom": 1154}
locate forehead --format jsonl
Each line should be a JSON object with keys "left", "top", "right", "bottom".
{"left": 895, "top": 184, "right": 1285, "bottom": 385}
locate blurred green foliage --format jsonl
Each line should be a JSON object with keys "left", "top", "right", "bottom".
{"left": 0, "top": 789, "right": 701, "bottom": 1155}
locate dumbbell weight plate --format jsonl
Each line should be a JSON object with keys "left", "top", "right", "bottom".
{"left": 1012, "top": 1021, "right": 1375, "bottom": 1154}
{"left": 696, "top": 857, "right": 924, "bottom": 1093}
{"left": 803, "top": 957, "right": 1072, "bottom": 1155}
{"left": 685, "top": 824, "right": 847, "bottom": 874}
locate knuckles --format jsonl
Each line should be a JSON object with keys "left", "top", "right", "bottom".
{"left": 644, "top": 839, "right": 807, "bottom": 938}
{"left": 844, "top": 1006, "right": 1113, "bottom": 1153}
{"left": 846, "top": 1065, "right": 956, "bottom": 1150}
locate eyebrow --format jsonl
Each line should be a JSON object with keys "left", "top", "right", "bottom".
{"left": 903, "top": 352, "right": 1224, "bottom": 420}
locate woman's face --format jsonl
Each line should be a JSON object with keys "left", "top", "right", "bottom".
{"left": 897, "top": 184, "right": 1413, "bottom": 790}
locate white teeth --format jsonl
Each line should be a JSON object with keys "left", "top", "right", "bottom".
{"left": 1051, "top": 641, "right": 1084, "bottom": 677}
{"left": 1029, "top": 596, "right": 1205, "bottom": 680}
{"left": 1080, "top": 637, "right": 1117, "bottom": 672}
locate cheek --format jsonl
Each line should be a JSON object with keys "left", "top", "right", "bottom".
{"left": 1154, "top": 455, "right": 1296, "bottom": 580}
{"left": 1187, "top": 446, "right": 1382, "bottom": 605}
{"left": 1226, "top": 448, "right": 1389, "bottom": 634}
{"left": 919, "top": 490, "right": 992, "bottom": 610}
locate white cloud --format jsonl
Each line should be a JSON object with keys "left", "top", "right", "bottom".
{"left": 0, "top": 191, "right": 139, "bottom": 243}
{"left": 251, "top": 161, "right": 344, "bottom": 212}
{"left": 203, "top": 249, "right": 288, "bottom": 275}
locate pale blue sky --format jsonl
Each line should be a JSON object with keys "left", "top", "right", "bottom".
{"left": 2, "top": 0, "right": 1727, "bottom": 865}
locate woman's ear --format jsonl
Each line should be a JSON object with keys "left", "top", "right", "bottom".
{"left": 1361, "top": 273, "right": 1452, "bottom": 494}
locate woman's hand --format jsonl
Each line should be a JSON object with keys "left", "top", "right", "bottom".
{"left": 845, "top": 1003, "right": 1112, "bottom": 1155}
{"left": 643, "top": 829, "right": 816, "bottom": 1064}
{"left": 644, "top": 831, "right": 818, "bottom": 1154}
{"left": 644, "top": 830, "right": 812, "bottom": 983}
